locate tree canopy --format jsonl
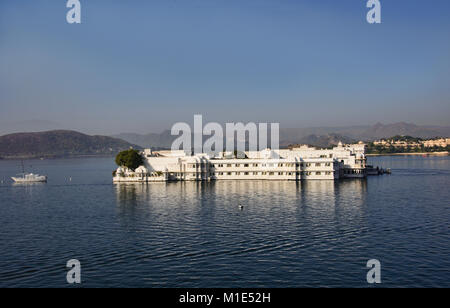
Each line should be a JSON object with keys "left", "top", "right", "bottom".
{"left": 115, "top": 149, "right": 144, "bottom": 171}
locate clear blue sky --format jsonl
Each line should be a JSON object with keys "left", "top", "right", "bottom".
{"left": 1, "top": 0, "right": 449, "bottom": 135}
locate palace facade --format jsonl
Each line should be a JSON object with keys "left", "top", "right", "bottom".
{"left": 113, "top": 142, "right": 369, "bottom": 182}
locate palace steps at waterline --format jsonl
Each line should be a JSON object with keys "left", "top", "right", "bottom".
{"left": 113, "top": 143, "right": 382, "bottom": 183}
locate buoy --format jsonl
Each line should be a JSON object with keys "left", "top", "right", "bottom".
{"left": 239, "top": 205, "right": 244, "bottom": 210}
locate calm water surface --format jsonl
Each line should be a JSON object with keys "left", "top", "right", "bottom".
{"left": 0, "top": 156, "right": 449, "bottom": 287}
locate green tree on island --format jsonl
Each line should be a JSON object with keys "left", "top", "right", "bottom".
{"left": 115, "top": 149, "right": 143, "bottom": 171}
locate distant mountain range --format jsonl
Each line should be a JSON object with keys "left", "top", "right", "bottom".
{"left": 113, "top": 122, "right": 450, "bottom": 149}
{"left": 113, "top": 130, "right": 176, "bottom": 150}
{"left": 0, "top": 123, "right": 448, "bottom": 159}
{"left": 0, "top": 130, "right": 140, "bottom": 159}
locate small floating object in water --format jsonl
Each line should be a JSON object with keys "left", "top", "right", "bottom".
{"left": 239, "top": 205, "right": 244, "bottom": 210}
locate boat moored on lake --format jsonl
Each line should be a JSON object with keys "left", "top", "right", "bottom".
{"left": 11, "top": 173, "right": 47, "bottom": 183}
{"left": 11, "top": 161, "right": 47, "bottom": 183}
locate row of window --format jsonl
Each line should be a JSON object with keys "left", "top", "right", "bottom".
{"left": 215, "top": 171, "right": 296, "bottom": 176}
{"left": 187, "top": 162, "right": 333, "bottom": 168}
{"left": 303, "top": 171, "right": 333, "bottom": 176}
{"left": 344, "top": 169, "right": 365, "bottom": 174}
{"left": 170, "top": 171, "right": 334, "bottom": 177}
{"left": 213, "top": 171, "right": 333, "bottom": 176}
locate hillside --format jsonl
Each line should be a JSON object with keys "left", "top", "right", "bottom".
{"left": 357, "top": 122, "right": 447, "bottom": 140}
{"left": 280, "top": 123, "right": 449, "bottom": 143}
{"left": 0, "top": 130, "right": 140, "bottom": 159}
{"left": 114, "top": 122, "right": 450, "bottom": 149}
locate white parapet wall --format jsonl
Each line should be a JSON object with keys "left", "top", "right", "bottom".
{"left": 113, "top": 166, "right": 168, "bottom": 183}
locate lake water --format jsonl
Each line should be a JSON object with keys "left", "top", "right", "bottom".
{"left": 0, "top": 156, "right": 448, "bottom": 287}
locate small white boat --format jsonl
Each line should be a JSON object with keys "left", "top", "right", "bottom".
{"left": 12, "top": 173, "right": 47, "bottom": 183}
{"left": 11, "top": 161, "right": 47, "bottom": 183}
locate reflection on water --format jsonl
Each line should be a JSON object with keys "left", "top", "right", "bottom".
{"left": 114, "top": 180, "right": 369, "bottom": 241}
{"left": 115, "top": 180, "right": 367, "bottom": 212}
{"left": 111, "top": 179, "right": 375, "bottom": 287}
{"left": 11, "top": 182, "right": 47, "bottom": 196}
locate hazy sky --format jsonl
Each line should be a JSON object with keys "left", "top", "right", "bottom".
{"left": 1, "top": 0, "right": 450, "bottom": 135}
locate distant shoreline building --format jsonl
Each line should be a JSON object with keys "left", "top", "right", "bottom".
{"left": 113, "top": 142, "right": 371, "bottom": 182}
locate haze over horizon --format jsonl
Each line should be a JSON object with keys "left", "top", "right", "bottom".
{"left": 1, "top": 0, "right": 450, "bottom": 135}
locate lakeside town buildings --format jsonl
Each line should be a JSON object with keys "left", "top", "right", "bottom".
{"left": 113, "top": 142, "right": 369, "bottom": 182}
{"left": 373, "top": 138, "right": 450, "bottom": 149}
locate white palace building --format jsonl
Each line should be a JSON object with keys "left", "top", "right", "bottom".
{"left": 113, "top": 142, "right": 370, "bottom": 183}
